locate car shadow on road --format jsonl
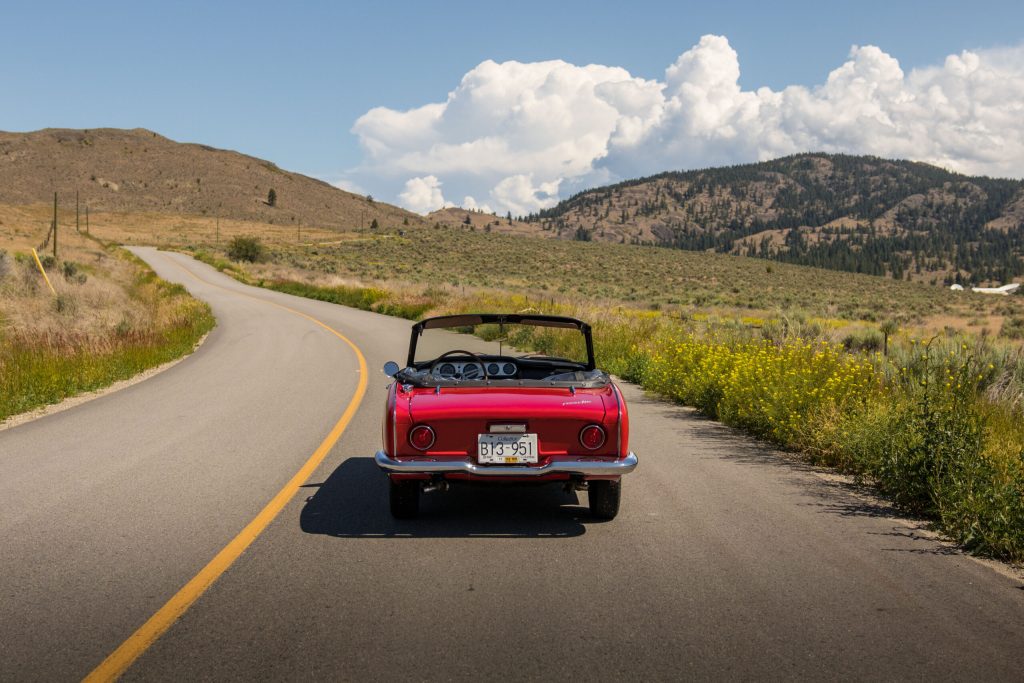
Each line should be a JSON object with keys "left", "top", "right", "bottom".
{"left": 300, "top": 457, "right": 593, "bottom": 538}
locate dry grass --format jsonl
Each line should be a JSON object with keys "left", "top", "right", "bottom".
{"left": 0, "top": 206, "right": 214, "bottom": 420}
{"left": 1, "top": 209, "right": 147, "bottom": 348}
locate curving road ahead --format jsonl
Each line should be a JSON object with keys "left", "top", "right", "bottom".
{"left": 1, "top": 248, "right": 1022, "bottom": 681}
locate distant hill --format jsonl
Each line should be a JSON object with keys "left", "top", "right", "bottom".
{"left": 522, "top": 154, "right": 1024, "bottom": 286}
{"left": 427, "top": 206, "right": 553, "bottom": 238}
{"left": 0, "top": 128, "right": 422, "bottom": 230}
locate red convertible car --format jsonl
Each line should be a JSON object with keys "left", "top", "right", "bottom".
{"left": 375, "top": 314, "right": 638, "bottom": 519}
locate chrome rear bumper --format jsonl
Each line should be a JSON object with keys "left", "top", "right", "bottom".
{"left": 374, "top": 450, "right": 638, "bottom": 477}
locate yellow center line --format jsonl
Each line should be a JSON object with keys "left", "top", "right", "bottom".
{"left": 84, "top": 252, "right": 368, "bottom": 682}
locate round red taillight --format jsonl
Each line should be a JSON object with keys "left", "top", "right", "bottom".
{"left": 409, "top": 425, "right": 435, "bottom": 450}
{"left": 580, "top": 424, "right": 606, "bottom": 450}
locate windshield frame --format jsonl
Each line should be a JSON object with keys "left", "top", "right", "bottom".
{"left": 406, "top": 313, "right": 596, "bottom": 370}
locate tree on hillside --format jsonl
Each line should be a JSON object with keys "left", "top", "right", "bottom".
{"left": 463, "top": 214, "right": 472, "bottom": 225}
{"left": 370, "top": 218, "right": 379, "bottom": 230}
{"left": 267, "top": 188, "right": 277, "bottom": 207}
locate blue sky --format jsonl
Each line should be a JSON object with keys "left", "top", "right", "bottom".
{"left": 3, "top": 1, "right": 1023, "bottom": 212}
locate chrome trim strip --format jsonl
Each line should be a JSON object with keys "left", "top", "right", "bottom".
{"left": 391, "top": 387, "right": 398, "bottom": 458}
{"left": 375, "top": 451, "right": 638, "bottom": 477}
{"left": 613, "top": 383, "right": 623, "bottom": 458}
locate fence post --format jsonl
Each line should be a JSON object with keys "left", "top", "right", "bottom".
{"left": 52, "top": 192, "right": 58, "bottom": 259}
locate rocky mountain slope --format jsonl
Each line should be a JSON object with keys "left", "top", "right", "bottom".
{"left": 523, "top": 154, "right": 1024, "bottom": 284}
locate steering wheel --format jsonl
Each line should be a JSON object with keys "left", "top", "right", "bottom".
{"left": 430, "top": 350, "right": 490, "bottom": 380}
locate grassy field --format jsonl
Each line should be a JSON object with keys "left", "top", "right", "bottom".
{"left": 0, "top": 207, "right": 214, "bottom": 421}
{"left": 228, "top": 227, "right": 1024, "bottom": 337}
{"left": 20, "top": 201, "right": 1023, "bottom": 335}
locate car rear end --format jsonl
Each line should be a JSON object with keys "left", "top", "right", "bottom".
{"left": 380, "top": 383, "right": 632, "bottom": 478}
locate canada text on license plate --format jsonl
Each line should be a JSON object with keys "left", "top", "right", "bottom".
{"left": 477, "top": 433, "right": 539, "bottom": 464}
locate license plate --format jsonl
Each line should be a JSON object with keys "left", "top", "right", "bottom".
{"left": 477, "top": 433, "right": 539, "bottom": 464}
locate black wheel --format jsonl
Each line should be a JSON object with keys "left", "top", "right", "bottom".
{"left": 389, "top": 478, "right": 420, "bottom": 519}
{"left": 588, "top": 479, "right": 621, "bottom": 520}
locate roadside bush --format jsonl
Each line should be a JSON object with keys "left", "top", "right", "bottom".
{"left": 842, "top": 328, "right": 884, "bottom": 353}
{"left": 999, "top": 316, "right": 1024, "bottom": 339}
{"left": 193, "top": 250, "right": 244, "bottom": 277}
{"left": 61, "top": 260, "right": 87, "bottom": 284}
{"left": 985, "top": 347, "right": 1024, "bottom": 412}
{"left": 227, "top": 236, "right": 265, "bottom": 263}
{"left": 54, "top": 293, "right": 77, "bottom": 315}
{"left": 0, "top": 249, "right": 9, "bottom": 280}
{"left": 800, "top": 340, "right": 1023, "bottom": 557}
{"left": 264, "top": 280, "right": 386, "bottom": 310}
{"left": 374, "top": 300, "right": 435, "bottom": 320}
{"left": 644, "top": 334, "right": 879, "bottom": 444}
{"left": 760, "top": 315, "right": 823, "bottom": 344}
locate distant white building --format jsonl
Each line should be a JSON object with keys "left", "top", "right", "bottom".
{"left": 958, "top": 283, "right": 1021, "bottom": 295}
{"left": 949, "top": 283, "right": 1020, "bottom": 294}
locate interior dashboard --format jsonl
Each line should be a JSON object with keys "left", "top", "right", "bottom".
{"left": 434, "top": 360, "right": 518, "bottom": 380}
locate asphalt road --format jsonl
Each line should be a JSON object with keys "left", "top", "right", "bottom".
{"left": 1, "top": 248, "right": 1022, "bottom": 681}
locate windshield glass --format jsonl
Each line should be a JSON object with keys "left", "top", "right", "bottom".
{"left": 413, "top": 322, "right": 589, "bottom": 366}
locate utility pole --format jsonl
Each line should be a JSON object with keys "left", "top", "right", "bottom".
{"left": 52, "top": 192, "right": 58, "bottom": 259}
{"left": 216, "top": 215, "right": 220, "bottom": 243}
{"left": 76, "top": 191, "right": 80, "bottom": 233}
{"left": 298, "top": 221, "right": 301, "bottom": 244}
{"left": 86, "top": 205, "right": 90, "bottom": 236}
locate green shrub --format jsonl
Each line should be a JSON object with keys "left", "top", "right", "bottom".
{"left": 374, "top": 301, "right": 435, "bottom": 320}
{"left": 54, "top": 293, "right": 77, "bottom": 315}
{"left": 263, "top": 280, "right": 386, "bottom": 310}
{"left": 61, "top": 260, "right": 87, "bottom": 284}
{"left": 1000, "top": 316, "right": 1024, "bottom": 339}
{"left": 227, "top": 236, "right": 265, "bottom": 263}
{"left": 842, "top": 328, "right": 884, "bottom": 353}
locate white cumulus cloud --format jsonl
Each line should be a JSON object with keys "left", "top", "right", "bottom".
{"left": 398, "top": 175, "right": 450, "bottom": 214}
{"left": 348, "top": 35, "right": 1024, "bottom": 215}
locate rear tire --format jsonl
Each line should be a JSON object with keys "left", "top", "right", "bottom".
{"left": 588, "top": 479, "right": 621, "bottom": 520}
{"left": 389, "top": 478, "right": 420, "bottom": 519}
